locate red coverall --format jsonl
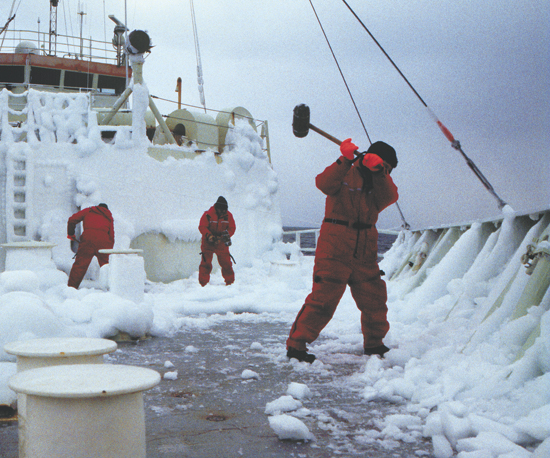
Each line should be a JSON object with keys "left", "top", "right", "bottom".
{"left": 198, "top": 206, "right": 236, "bottom": 286}
{"left": 287, "top": 156, "right": 398, "bottom": 352}
{"left": 67, "top": 205, "right": 114, "bottom": 288}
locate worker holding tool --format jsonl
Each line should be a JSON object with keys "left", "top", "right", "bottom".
{"left": 67, "top": 203, "right": 115, "bottom": 289}
{"left": 286, "top": 139, "right": 399, "bottom": 363}
{"left": 198, "top": 196, "right": 236, "bottom": 286}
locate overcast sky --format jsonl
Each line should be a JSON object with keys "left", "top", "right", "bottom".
{"left": 4, "top": 0, "right": 549, "bottom": 229}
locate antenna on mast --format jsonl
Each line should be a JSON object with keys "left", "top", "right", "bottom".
{"left": 190, "top": 0, "right": 206, "bottom": 113}
{"left": 78, "top": 3, "right": 86, "bottom": 59}
{"left": 49, "top": 0, "right": 59, "bottom": 56}
{"left": 108, "top": 15, "right": 127, "bottom": 67}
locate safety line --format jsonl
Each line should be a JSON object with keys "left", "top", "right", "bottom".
{"left": 308, "top": 0, "right": 371, "bottom": 145}
{"left": 341, "top": 0, "right": 427, "bottom": 107}
{"left": 340, "top": 0, "right": 508, "bottom": 210}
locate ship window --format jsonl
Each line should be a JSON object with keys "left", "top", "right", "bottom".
{"left": 64, "top": 71, "right": 93, "bottom": 90}
{"left": 30, "top": 67, "right": 61, "bottom": 87}
{"left": 0, "top": 65, "right": 25, "bottom": 84}
{"left": 98, "top": 75, "right": 126, "bottom": 95}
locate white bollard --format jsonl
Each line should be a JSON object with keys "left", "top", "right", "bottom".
{"left": 1, "top": 242, "right": 57, "bottom": 271}
{"left": 99, "top": 249, "right": 145, "bottom": 303}
{"left": 4, "top": 337, "right": 117, "bottom": 372}
{"left": 4, "top": 337, "right": 118, "bottom": 429}
{"left": 8, "top": 364, "right": 160, "bottom": 458}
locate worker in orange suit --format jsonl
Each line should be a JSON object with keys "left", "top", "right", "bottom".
{"left": 198, "top": 196, "right": 236, "bottom": 286}
{"left": 67, "top": 203, "right": 114, "bottom": 289}
{"left": 286, "top": 140, "right": 399, "bottom": 363}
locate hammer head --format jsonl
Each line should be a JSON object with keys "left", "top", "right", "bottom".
{"left": 292, "top": 104, "right": 310, "bottom": 138}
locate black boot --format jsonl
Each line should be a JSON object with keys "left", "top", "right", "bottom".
{"left": 287, "top": 347, "right": 316, "bottom": 363}
{"left": 364, "top": 344, "right": 390, "bottom": 357}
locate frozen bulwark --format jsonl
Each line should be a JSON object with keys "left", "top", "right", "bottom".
{"left": 379, "top": 207, "right": 550, "bottom": 457}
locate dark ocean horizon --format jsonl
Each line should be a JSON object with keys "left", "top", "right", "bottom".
{"left": 282, "top": 227, "right": 398, "bottom": 256}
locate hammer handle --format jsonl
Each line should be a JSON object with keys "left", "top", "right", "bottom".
{"left": 309, "top": 124, "right": 342, "bottom": 146}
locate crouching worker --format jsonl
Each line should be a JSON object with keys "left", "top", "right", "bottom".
{"left": 67, "top": 203, "right": 114, "bottom": 289}
{"left": 286, "top": 139, "right": 399, "bottom": 363}
{"left": 198, "top": 196, "right": 236, "bottom": 286}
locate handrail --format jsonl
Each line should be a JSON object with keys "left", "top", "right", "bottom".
{"left": 284, "top": 227, "right": 399, "bottom": 256}
{"left": 0, "top": 29, "right": 118, "bottom": 64}
{"left": 283, "top": 229, "right": 320, "bottom": 253}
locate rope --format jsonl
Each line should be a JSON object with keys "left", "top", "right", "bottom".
{"left": 341, "top": 0, "right": 427, "bottom": 108}
{"left": 340, "top": 0, "right": 508, "bottom": 211}
{"left": 308, "top": 0, "right": 371, "bottom": 145}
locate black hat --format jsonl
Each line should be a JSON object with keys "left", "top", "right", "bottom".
{"left": 366, "top": 141, "right": 398, "bottom": 169}
{"left": 98, "top": 203, "right": 109, "bottom": 209}
{"left": 214, "top": 196, "right": 228, "bottom": 209}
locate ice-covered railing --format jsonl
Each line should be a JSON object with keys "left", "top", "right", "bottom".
{"left": 0, "top": 29, "right": 119, "bottom": 65}
{"left": 374, "top": 208, "right": 550, "bottom": 456}
{"left": 282, "top": 228, "right": 319, "bottom": 254}
{"left": 0, "top": 88, "right": 97, "bottom": 145}
{"left": 283, "top": 228, "right": 397, "bottom": 257}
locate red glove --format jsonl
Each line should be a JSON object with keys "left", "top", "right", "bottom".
{"left": 362, "top": 153, "right": 384, "bottom": 172}
{"left": 339, "top": 138, "right": 358, "bottom": 160}
{"left": 67, "top": 235, "right": 77, "bottom": 242}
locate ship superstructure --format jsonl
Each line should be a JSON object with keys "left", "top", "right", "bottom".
{"left": 0, "top": 18, "right": 281, "bottom": 282}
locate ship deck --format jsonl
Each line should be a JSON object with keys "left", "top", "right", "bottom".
{"left": 0, "top": 319, "right": 434, "bottom": 458}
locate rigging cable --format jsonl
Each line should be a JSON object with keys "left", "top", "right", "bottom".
{"left": 308, "top": 0, "right": 410, "bottom": 230}
{"left": 308, "top": 0, "right": 371, "bottom": 145}
{"left": 340, "top": 0, "right": 508, "bottom": 210}
{"left": 0, "top": 0, "right": 20, "bottom": 52}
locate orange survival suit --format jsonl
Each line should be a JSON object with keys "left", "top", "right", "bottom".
{"left": 287, "top": 143, "right": 398, "bottom": 356}
{"left": 67, "top": 204, "right": 114, "bottom": 289}
{"left": 198, "top": 197, "right": 236, "bottom": 286}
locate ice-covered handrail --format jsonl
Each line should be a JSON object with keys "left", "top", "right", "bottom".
{"left": 0, "top": 88, "right": 96, "bottom": 145}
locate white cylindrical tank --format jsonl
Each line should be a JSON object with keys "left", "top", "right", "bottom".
{"left": 163, "top": 109, "right": 218, "bottom": 150}
{"left": 216, "top": 106, "right": 256, "bottom": 153}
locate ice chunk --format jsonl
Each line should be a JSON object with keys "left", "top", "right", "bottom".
{"left": 250, "top": 342, "right": 263, "bottom": 350}
{"left": 431, "top": 434, "right": 453, "bottom": 458}
{"left": 286, "top": 382, "right": 312, "bottom": 400}
{"left": 164, "top": 371, "right": 178, "bottom": 380}
{"left": 265, "top": 395, "right": 302, "bottom": 415}
{"left": 514, "top": 404, "right": 550, "bottom": 441}
{"left": 268, "top": 414, "right": 315, "bottom": 441}
{"left": 241, "top": 369, "right": 259, "bottom": 380}
{"left": 456, "top": 431, "right": 532, "bottom": 457}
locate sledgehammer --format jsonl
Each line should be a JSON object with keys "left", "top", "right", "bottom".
{"left": 292, "top": 104, "right": 343, "bottom": 146}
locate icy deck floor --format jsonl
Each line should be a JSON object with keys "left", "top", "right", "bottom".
{"left": 0, "top": 319, "right": 434, "bottom": 457}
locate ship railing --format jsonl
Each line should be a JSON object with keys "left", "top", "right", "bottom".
{"left": 282, "top": 228, "right": 320, "bottom": 255}
{"left": 0, "top": 29, "right": 119, "bottom": 65}
{"left": 152, "top": 96, "right": 272, "bottom": 160}
{"left": 283, "top": 228, "right": 399, "bottom": 257}
{"left": 0, "top": 81, "right": 119, "bottom": 97}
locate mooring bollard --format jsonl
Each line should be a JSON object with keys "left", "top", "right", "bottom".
{"left": 99, "top": 249, "right": 145, "bottom": 303}
{"left": 9, "top": 364, "right": 160, "bottom": 458}
{"left": 4, "top": 337, "right": 119, "bottom": 430}
{"left": 4, "top": 337, "right": 117, "bottom": 372}
{"left": 1, "top": 241, "right": 57, "bottom": 271}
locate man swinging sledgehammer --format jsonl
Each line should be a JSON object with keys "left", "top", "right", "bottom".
{"left": 286, "top": 138, "right": 399, "bottom": 363}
